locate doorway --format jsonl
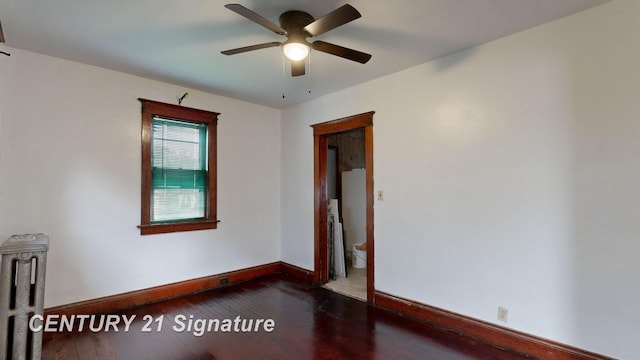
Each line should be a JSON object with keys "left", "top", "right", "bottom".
{"left": 311, "top": 112, "right": 374, "bottom": 302}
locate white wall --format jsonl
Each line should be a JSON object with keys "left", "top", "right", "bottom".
{"left": 1, "top": 0, "right": 638, "bottom": 357}
{"left": 0, "top": 48, "right": 282, "bottom": 308}
{"left": 280, "top": 1, "right": 639, "bottom": 358}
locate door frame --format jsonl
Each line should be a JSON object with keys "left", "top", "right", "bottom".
{"left": 311, "top": 111, "right": 375, "bottom": 302}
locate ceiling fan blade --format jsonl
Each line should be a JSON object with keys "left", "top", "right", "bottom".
{"left": 225, "top": 4, "right": 287, "bottom": 35}
{"left": 0, "top": 20, "right": 5, "bottom": 43}
{"left": 304, "top": 4, "right": 361, "bottom": 37}
{"left": 221, "top": 42, "right": 281, "bottom": 55}
{"left": 312, "top": 41, "right": 371, "bottom": 64}
{"left": 291, "top": 60, "right": 305, "bottom": 77}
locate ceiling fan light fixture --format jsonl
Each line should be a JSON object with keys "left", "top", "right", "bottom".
{"left": 283, "top": 42, "right": 309, "bottom": 61}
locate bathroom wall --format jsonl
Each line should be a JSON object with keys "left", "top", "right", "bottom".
{"left": 327, "top": 130, "right": 365, "bottom": 173}
{"left": 341, "top": 169, "right": 366, "bottom": 253}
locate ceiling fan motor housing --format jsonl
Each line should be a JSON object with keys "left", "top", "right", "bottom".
{"left": 279, "top": 10, "right": 314, "bottom": 45}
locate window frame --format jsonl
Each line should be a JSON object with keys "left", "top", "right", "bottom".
{"left": 138, "top": 98, "right": 219, "bottom": 235}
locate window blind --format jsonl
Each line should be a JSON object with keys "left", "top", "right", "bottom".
{"left": 151, "top": 117, "right": 208, "bottom": 222}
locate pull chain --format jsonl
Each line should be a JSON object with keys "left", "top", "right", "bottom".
{"left": 307, "top": 51, "right": 312, "bottom": 95}
{"left": 281, "top": 52, "right": 286, "bottom": 99}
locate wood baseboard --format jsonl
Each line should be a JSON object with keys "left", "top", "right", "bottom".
{"left": 45, "top": 262, "right": 283, "bottom": 317}
{"left": 279, "top": 262, "right": 315, "bottom": 284}
{"left": 42, "top": 262, "right": 611, "bottom": 359}
{"left": 374, "top": 290, "right": 613, "bottom": 360}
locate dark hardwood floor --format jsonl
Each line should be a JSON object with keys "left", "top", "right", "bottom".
{"left": 42, "top": 276, "right": 527, "bottom": 359}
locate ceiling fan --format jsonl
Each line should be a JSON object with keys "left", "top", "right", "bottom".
{"left": 221, "top": 3, "right": 371, "bottom": 76}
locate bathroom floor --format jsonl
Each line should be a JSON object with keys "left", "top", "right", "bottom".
{"left": 323, "top": 266, "right": 367, "bottom": 301}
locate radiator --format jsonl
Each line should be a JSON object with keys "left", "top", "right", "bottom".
{"left": 0, "top": 234, "right": 49, "bottom": 360}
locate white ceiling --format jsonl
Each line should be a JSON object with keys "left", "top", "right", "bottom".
{"left": 0, "top": 0, "right": 607, "bottom": 108}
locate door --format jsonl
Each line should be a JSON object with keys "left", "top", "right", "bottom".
{"left": 311, "top": 111, "right": 375, "bottom": 302}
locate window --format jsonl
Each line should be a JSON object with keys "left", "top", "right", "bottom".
{"left": 138, "top": 99, "right": 219, "bottom": 235}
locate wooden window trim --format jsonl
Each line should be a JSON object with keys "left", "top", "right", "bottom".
{"left": 138, "top": 98, "right": 219, "bottom": 235}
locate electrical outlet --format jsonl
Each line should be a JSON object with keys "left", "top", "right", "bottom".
{"left": 497, "top": 307, "right": 509, "bottom": 323}
{"left": 377, "top": 190, "right": 384, "bottom": 201}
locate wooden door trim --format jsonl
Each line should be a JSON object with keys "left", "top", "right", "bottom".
{"left": 311, "top": 111, "right": 375, "bottom": 302}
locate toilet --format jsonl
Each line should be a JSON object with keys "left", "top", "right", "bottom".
{"left": 352, "top": 243, "right": 367, "bottom": 269}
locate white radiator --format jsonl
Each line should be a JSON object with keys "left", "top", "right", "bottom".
{"left": 0, "top": 234, "right": 49, "bottom": 360}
